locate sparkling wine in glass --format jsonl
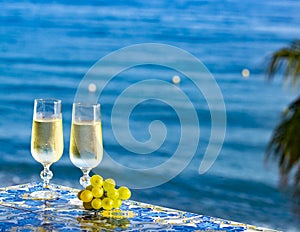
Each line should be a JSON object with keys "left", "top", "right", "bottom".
{"left": 69, "top": 103, "right": 103, "bottom": 188}
{"left": 31, "top": 98, "right": 64, "bottom": 199}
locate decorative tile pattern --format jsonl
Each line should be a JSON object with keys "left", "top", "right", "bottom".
{"left": 0, "top": 183, "right": 279, "bottom": 231}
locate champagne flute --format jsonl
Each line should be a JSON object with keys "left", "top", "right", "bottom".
{"left": 69, "top": 103, "right": 103, "bottom": 188}
{"left": 31, "top": 98, "right": 64, "bottom": 199}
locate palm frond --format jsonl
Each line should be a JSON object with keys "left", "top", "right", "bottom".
{"left": 267, "top": 49, "right": 290, "bottom": 80}
{"left": 266, "top": 40, "right": 300, "bottom": 85}
{"left": 294, "top": 55, "right": 300, "bottom": 78}
{"left": 266, "top": 40, "right": 300, "bottom": 209}
{"left": 266, "top": 97, "right": 300, "bottom": 185}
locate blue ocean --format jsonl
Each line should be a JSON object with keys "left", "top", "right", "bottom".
{"left": 1, "top": 0, "right": 300, "bottom": 231}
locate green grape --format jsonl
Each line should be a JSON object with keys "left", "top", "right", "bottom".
{"left": 80, "top": 190, "right": 94, "bottom": 202}
{"left": 83, "top": 201, "right": 93, "bottom": 210}
{"left": 90, "top": 175, "right": 103, "bottom": 187}
{"left": 85, "top": 185, "right": 93, "bottom": 191}
{"left": 77, "top": 190, "right": 84, "bottom": 200}
{"left": 91, "top": 198, "right": 102, "bottom": 210}
{"left": 107, "top": 188, "right": 119, "bottom": 200}
{"left": 113, "top": 199, "right": 122, "bottom": 209}
{"left": 103, "top": 178, "right": 116, "bottom": 191}
{"left": 92, "top": 186, "right": 104, "bottom": 198}
{"left": 118, "top": 186, "right": 131, "bottom": 200}
{"left": 102, "top": 197, "right": 114, "bottom": 210}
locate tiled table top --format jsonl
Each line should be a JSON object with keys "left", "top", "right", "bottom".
{"left": 0, "top": 182, "right": 279, "bottom": 231}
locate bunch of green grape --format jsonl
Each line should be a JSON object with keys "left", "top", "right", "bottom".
{"left": 77, "top": 174, "right": 131, "bottom": 211}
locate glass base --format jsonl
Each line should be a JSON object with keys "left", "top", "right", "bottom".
{"left": 30, "top": 190, "right": 60, "bottom": 200}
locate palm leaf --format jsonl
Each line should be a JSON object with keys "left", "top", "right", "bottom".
{"left": 266, "top": 40, "right": 300, "bottom": 213}
{"left": 266, "top": 40, "right": 300, "bottom": 86}
{"left": 266, "top": 96, "right": 300, "bottom": 186}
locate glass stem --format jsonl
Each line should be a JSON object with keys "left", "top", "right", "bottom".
{"left": 40, "top": 164, "right": 53, "bottom": 188}
{"left": 80, "top": 168, "right": 91, "bottom": 188}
